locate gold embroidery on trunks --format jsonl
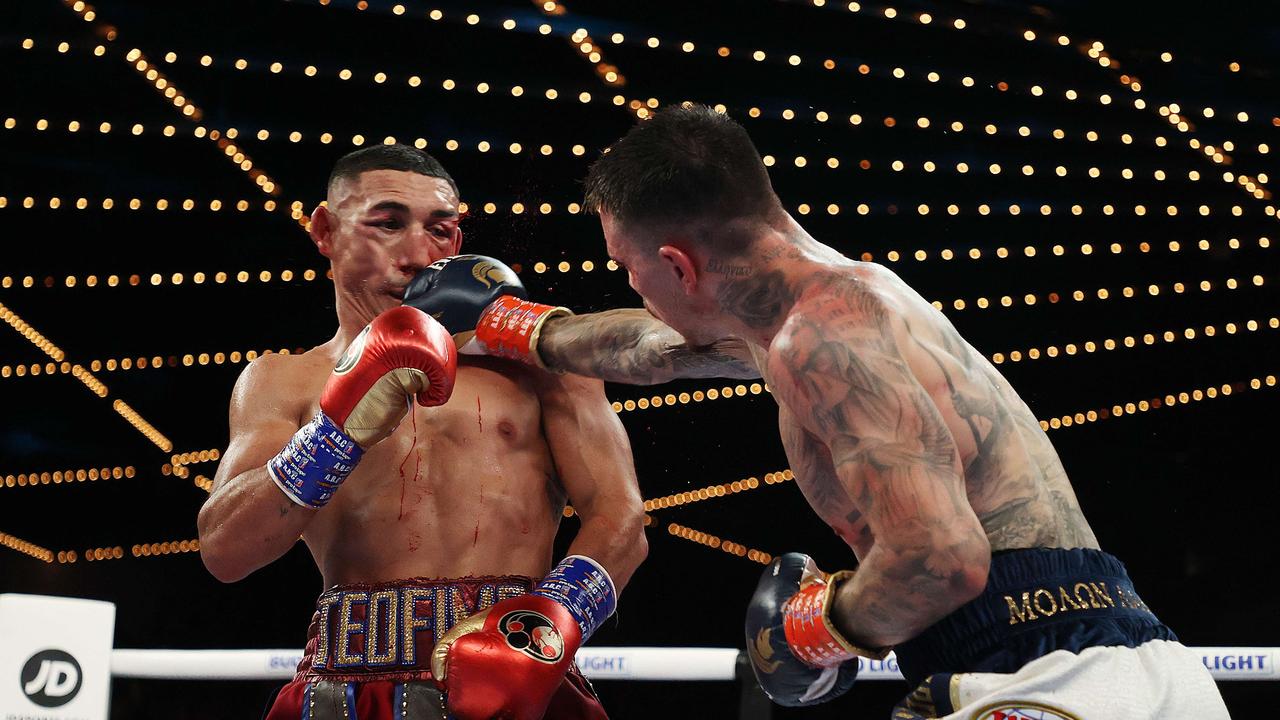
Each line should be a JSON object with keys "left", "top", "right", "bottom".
{"left": 437, "top": 585, "right": 468, "bottom": 637}
{"left": 315, "top": 594, "right": 341, "bottom": 667}
{"left": 1005, "top": 580, "right": 1143, "bottom": 624}
{"left": 401, "top": 589, "right": 432, "bottom": 664}
{"left": 367, "top": 590, "right": 399, "bottom": 665}
{"left": 497, "top": 582, "right": 526, "bottom": 603}
{"left": 477, "top": 584, "right": 497, "bottom": 610}
{"left": 336, "top": 592, "right": 367, "bottom": 665}
{"left": 1089, "top": 582, "right": 1115, "bottom": 607}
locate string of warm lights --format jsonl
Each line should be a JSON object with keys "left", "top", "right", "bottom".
{"left": 2, "top": 466, "right": 136, "bottom": 490}
{"left": 611, "top": 382, "right": 768, "bottom": 414}
{"left": 324, "top": 1, "right": 1089, "bottom": 111}
{"left": 0, "top": 267, "right": 325, "bottom": 291}
{"left": 8, "top": 115, "right": 1244, "bottom": 188}
{"left": 113, "top": 400, "right": 172, "bottom": 452}
{"left": 24, "top": 27, "right": 1264, "bottom": 180}
{"left": 643, "top": 470, "right": 793, "bottom": 512}
{"left": 0, "top": 195, "right": 289, "bottom": 213}
{"left": 932, "top": 271, "right": 1267, "bottom": 314}
{"left": 869, "top": 235, "right": 1272, "bottom": 266}
{"left": 1, "top": 303, "right": 171, "bottom": 448}
{"left": 50, "top": 538, "right": 202, "bottom": 565}
{"left": 55, "top": 3, "right": 286, "bottom": 210}
{"left": 0, "top": 235, "right": 1267, "bottom": 305}
{"left": 665, "top": 522, "right": 773, "bottom": 565}
{"left": 4, "top": 194, "right": 1270, "bottom": 220}
{"left": 1076, "top": 41, "right": 1274, "bottom": 204}
{"left": 0, "top": 349, "right": 304, "bottom": 381}
{"left": 1039, "top": 374, "right": 1276, "bottom": 432}
{"left": 171, "top": 449, "right": 220, "bottom": 468}
{"left": 607, "top": 312, "right": 1273, "bottom": 418}
{"left": 991, "top": 317, "right": 1279, "bottom": 366}
{"left": 0, "top": 531, "right": 55, "bottom": 563}
{"left": 19, "top": 366, "right": 1276, "bottom": 565}
{"left": 530, "top": 0, "right": 626, "bottom": 91}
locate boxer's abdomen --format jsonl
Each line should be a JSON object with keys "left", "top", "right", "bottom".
{"left": 302, "top": 359, "right": 566, "bottom": 586}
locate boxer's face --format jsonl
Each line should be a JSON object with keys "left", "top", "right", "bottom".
{"left": 314, "top": 170, "right": 461, "bottom": 309}
{"left": 602, "top": 211, "right": 723, "bottom": 345}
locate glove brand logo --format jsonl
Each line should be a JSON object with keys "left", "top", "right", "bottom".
{"left": 748, "top": 628, "right": 782, "bottom": 674}
{"left": 970, "top": 701, "right": 1080, "bottom": 720}
{"left": 471, "top": 260, "right": 517, "bottom": 289}
{"left": 20, "top": 649, "right": 83, "bottom": 708}
{"left": 497, "top": 610, "right": 564, "bottom": 663}
{"left": 333, "top": 325, "right": 372, "bottom": 375}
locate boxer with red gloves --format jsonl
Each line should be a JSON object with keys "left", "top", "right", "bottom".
{"left": 400, "top": 256, "right": 625, "bottom": 719}
{"left": 431, "top": 555, "right": 616, "bottom": 720}
{"left": 198, "top": 145, "right": 646, "bottom": 720}
{"left": 267, "top": 305, "right": 456, "bottom": 509}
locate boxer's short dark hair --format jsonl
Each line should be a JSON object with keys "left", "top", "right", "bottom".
{"left": 584, "top": 104, "right": 780, "bottom": 235}
{"left": 328, "top": 144, "right": 459, "bottom": 198}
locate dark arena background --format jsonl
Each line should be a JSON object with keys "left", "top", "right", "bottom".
{"left": 1, "top": 1, "right": 1277, "bottom": 717}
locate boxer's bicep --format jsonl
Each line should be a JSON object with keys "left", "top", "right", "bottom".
{"left": 209, "top": 355, "right": 304, "bottom": 496}
{"left": 771, "top": 315, "right": 987, "bottom": 585}
{"left": 537, "top": 373, "right": 647, "bottom": 590}
{"left": 539, "top": 308, "right": 760, "bottom": 383}
{"left": 771, "top": 317, "right": 989, "bottom": 643}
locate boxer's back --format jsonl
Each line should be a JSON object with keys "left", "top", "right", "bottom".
{"left": 803, "top": 261, "right": 1100, "bottom": 554}
{"left": 262, "top": 346, "right": 566, "bottom": 587}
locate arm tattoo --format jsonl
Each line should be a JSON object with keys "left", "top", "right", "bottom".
{"left": 537, "top": 309, "right": 760, "bottom": 384}
{"left": 772, "top": 284, "right": 987, "bottom": 644}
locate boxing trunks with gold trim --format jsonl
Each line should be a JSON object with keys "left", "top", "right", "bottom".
{"left": 891, "top": 548, "right": 1177, "bottom": 718}
{"left": 262, "top": 575, "right": 607, "bottom": 720}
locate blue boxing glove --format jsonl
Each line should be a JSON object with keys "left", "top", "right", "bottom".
{"left": 745, "top": 553, "right": 886, "bottom": 707}
{"left": 402, "top": 254, "right": 528, "bottom": 333}
{"left": 403, "top": 254, "right": 572, "bottom": 369}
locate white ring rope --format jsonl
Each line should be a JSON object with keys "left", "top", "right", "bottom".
{"left": 108, "top": 646, "right": 1279, "bottom": 682}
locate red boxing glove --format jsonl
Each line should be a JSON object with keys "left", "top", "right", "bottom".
{"left": 322, "top": 305, "right": 457, "bottom": 448}
{"left": 270, "top": 306, "right": 457, "bottom": 508}
{"left": 430, "top": 594, "right": 582, "bottom": 720}
{"left": 466, "top": 295, "right": 572, "bottom": 370}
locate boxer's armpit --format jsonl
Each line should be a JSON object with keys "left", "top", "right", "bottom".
{"left": 537, "top": 309, "right": 760, "bottom": 383}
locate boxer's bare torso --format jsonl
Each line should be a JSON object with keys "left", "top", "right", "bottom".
{"left": 537, "top": 250, "right": 1097, "bottom": 642}
{"left": 540, "top": 258, "right": 1097, "bottom": 562}
{"left": 277, "top": 346, "right": 565, "bottom": 585}
{"left": 204, "top": 344, "right": 578, "bottom": 588}
{"left": 749, "top": 260, "right": 1099, "bottom": 560}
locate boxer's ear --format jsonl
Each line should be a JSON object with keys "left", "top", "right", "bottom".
{"left": 658, "top": 244, "right": 699, "bottom": 295}
{"left": 448, "top": 224, "right": 463, "bottom": 255}
{"left": 310, "top": 204, "right": 335, "bottom": 258}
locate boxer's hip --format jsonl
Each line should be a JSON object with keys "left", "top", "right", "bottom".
{"left": 295, "top": 574, "right": 536, "bottom": 683}
{"left": 893, "top": 547, "right": 1177, "bottom": 689}
{"left": 263, "top": 575, "right": 606, "bottom": 720}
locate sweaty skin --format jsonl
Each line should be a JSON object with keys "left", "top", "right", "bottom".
{"left": 197, "top": 170, "right": 646, "bottom": 591}
{"left": 535, "top": 214, "right": 1098, "bottom": 647}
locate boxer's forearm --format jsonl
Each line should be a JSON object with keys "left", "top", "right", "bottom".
{"left": 829, "top": 542, "right": 989, "bottom": 648}
{"left": 537, "top": 309, "right": 760, "bottom": 384}
{"left": 564, "top": 510, "right": 649, "bottom": 593}
{"left": 197, "top": 466, "right": 315, "bottom": 582}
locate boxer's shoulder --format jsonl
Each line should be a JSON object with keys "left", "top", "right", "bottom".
{"left": 230, "top": 347, "right": 330, "bottom": 424}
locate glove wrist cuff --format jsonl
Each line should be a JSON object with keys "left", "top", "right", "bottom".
{"left": 783, "top": 570, "right": 889, "bottom": 667}
{"left": 474, "top": 296, "right": 573, "bottom": 370}
{"left": 531, "top": 555, "right": 617, "bottom": 641}
{"left": 267, "top": 411, "right": 363, "bottom": 508}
